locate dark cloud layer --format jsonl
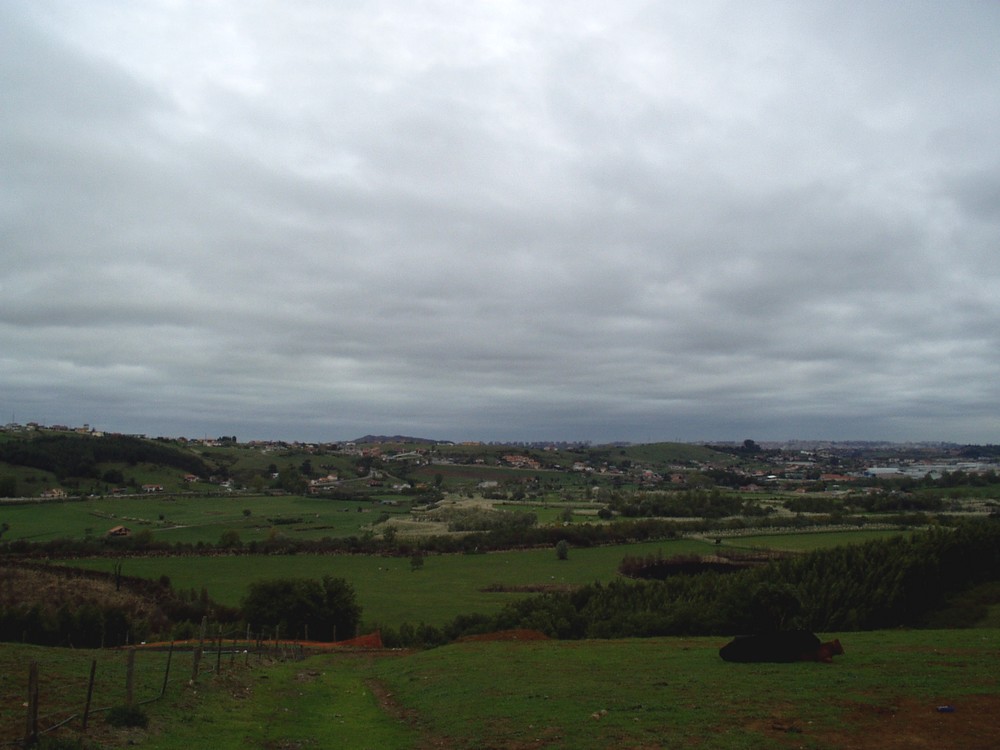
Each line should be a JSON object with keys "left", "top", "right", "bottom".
{"left": 3, "top": 1, "right": 999, "bottom": 443}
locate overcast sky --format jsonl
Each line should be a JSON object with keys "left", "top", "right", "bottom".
{"left": 2, "top": 1, "right": 999, "bottom": 444}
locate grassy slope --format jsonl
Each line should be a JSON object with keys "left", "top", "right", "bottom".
{"left": 621, "top": 441, "right": 734, "bottom": 466}
{"left": 7, "top": 630, "right": 998, "bottom": 750}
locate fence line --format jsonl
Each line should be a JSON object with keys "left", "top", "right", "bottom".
{"left": 2, "top": 629, "right": 305, "bottom": 748}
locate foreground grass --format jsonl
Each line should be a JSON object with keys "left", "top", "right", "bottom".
{"left": 7, "top": 629, "right": 998, "bottom": 750}
{"left": 143, "top": 655, "right": 418, "bottom": 750}
{"left": 371, "top": 630, "right": 1000, "bottom": 749}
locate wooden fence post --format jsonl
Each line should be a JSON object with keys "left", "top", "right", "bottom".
{"left": 82, "top": 659, "right": 97, "bottom": 729}
{"left": 191, "top": 616, "right": 207, "bottom": 682}
{"left": 215, "top": 626, "right": 223, "bottom": 673}
{"left": 25, "top": 661, "right": 39, "bottom": 747}
{"left": 161, "top": 643, "right": 174, "bottom": 698}
{"left": 191, "top": 646, "right": 202, "bottom": 683}
{"left": 125, "top": 648, "right": 136, "bottom": 706}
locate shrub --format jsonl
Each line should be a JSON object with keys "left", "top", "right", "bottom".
{"left": 106, "top": 704, "right": 149, "bottom": 728}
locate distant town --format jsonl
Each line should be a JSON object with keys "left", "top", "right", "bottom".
{"left": 2, "top": 420, "right": 998, "bottom": 503}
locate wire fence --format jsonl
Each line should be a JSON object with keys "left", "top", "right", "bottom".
{"left": 0, "top": 626, "right": 305, "bottom": 748}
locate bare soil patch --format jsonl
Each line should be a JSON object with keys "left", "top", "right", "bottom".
{"left": 745, "top": 694, "right": 1000, "bottom": 750}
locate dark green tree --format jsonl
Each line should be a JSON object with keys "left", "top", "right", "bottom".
{"left": 241, "top": 576, "right": 361, "bottom": 642}
{"left": 748, "top": 582, "right": 802, "bottom": 631}
{"left": 0, "top": 476, "right": 18, "bottom": 497}
{"left": 410, "top": 551, "right": 425, "bottom": 572}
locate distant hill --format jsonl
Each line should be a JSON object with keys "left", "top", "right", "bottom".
{"left": 350, "top": 435, "right": 441, "bottom": 445}
{"left": 0, "top": 432, "right": 212, "bottom": 480}
{"left": 618, "top": 441, "right": 734, "bottom": 465}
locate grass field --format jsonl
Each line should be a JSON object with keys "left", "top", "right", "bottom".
{"left": 59, "top": 529, "right": 912, "bottom": 632}
{"left": 62, "top": 538, "right": 715, "bottom": 629}
{"left": 717, "top": 528, "right": 913, "bottom": 552}
{"left": 0, "top": 494, "right": 410, "bottom": 544}
{"left": 1, "top": 492, "right": 611, "bottom": 545}
{"left": 4, "top": 629, "right": 997, "bottom": 749}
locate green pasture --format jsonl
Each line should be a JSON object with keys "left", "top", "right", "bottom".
{"left": 718, "top": 528, "right": 910, "bottom": 552}
{"left": 368, "top": 629, "right": 1000, "bottom": 749}
{"left": 144, "top": 653, "right": 418, "bottom": 750}
{"left": 63, "top": 539, "right": 712, "bottom": 629}
{"left": 0, "top": 494, "right": 409, "bottom": 544}
{"left": 58, "top": 528, "right": 908, "bottom": 631}
{"left": 0, "top": 493, "right": 606, "bottom": 546}
{"left": 6, "top": 629, "right": 996, "bottom": 749}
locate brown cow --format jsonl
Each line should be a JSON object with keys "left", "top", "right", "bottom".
{"left": 719, "top": 631, "right": 844, "bottom": 663}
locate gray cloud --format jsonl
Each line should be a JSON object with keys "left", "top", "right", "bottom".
{"left": 2, "top": 1, "right": 999, "bottom": 443}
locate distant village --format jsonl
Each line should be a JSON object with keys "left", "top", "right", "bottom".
{"left": 3, "top": 420, "right": 998, "bottom": 503}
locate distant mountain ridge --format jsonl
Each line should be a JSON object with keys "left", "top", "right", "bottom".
{"left": 350, "top": 434, "right": 441, "bottom": 445}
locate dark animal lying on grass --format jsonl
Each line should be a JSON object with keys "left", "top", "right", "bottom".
{"left": 719, "top": 631, "right": 844, "bottom": 663}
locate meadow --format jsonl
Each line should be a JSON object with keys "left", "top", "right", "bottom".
{"left": 4, "top": 629, "right": 997, "bottom": 749}
{"left": 59, "top": 528, "right": 915, "bottom": 633}
{"left": 0, "top": 494, "right": 408, "bottom": 545}
{"left": 4, "top": 491, "right": 924, "bottom": 634}
{"left": 62, "top": 539, "right": 716, "bottom": 628}
{"left": 718, "top": 528, "right": 914, "bottom": 553}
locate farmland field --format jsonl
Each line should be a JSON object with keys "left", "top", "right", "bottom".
{"left": 58, "top": 529, "right": 912, "bottom": 630}
{"left": 0, "top": 494, "right": 409, "bottom": 544}
{"left": 716, "top": 528, "right": 915, "bottom": 553}
{"left": 4, "top": 629, "right": 998, "bottom": 749}
{"left": 60, "top": 539, "right": 713, "bottom": 628}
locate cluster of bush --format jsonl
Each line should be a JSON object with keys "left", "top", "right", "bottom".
{"left": 785, "top": 493, "right": 947, "bottom": 514}
{"left": 0, "top": 557, "right": 364, "bottom": 649}
{"left": 379, "top": 519, "right": 1000, "bottom": 647}
{"left": 612, "top": 489, "right": 766, "bottom": 518}
{"left": 0, "top": 565, "right": 238, "bottom": 647}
